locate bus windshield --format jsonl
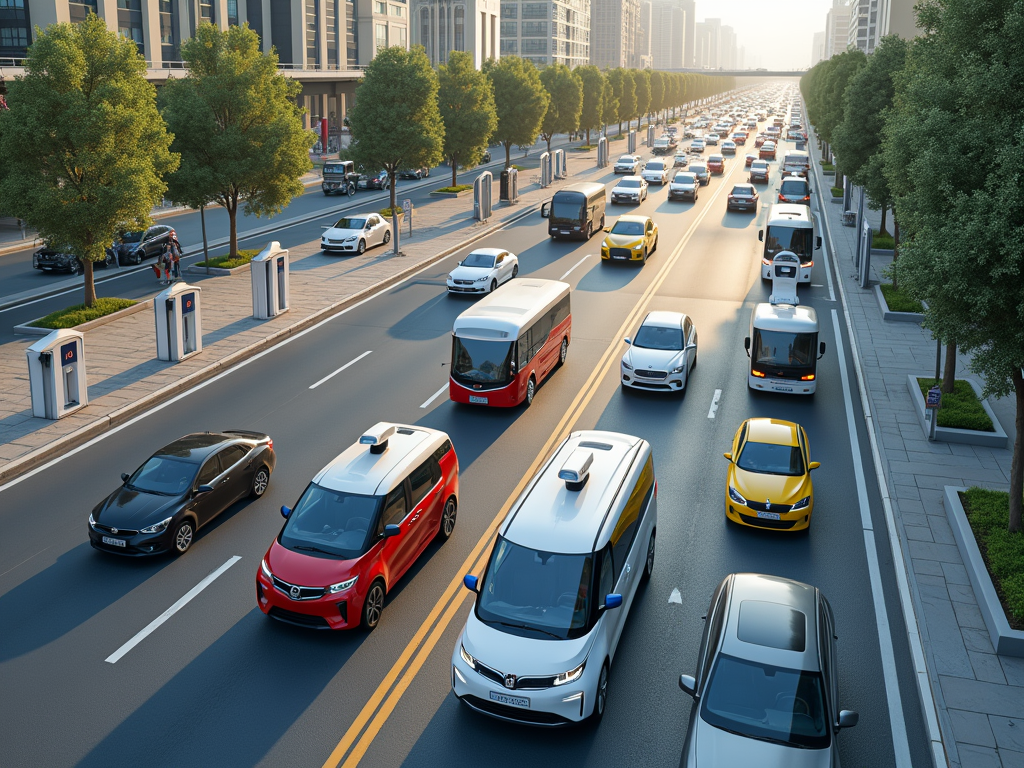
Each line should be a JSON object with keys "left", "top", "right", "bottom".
{"left": 752, "top": 329, "right": 817, "bottom": 372}
{"left": 451, "top": 336, "right": 514, "bottom": 388}
{"left": 550, "top": 193, "right": 584, "bottom": 223}
{"left": 764, "top": 225, "right": 813, "bottom": 264}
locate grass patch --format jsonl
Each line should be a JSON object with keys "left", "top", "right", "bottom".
{"left": 830, "top": 186, "right": 842, "bottom": 198}
{"left": 960, "top": 488, "right": 1024, "bottom": 629}
{"left": 30, "top": 297, "right": 137, "bottom": 329}
{"left": 818, "top": 159, "right": 835, "bottom": 171}
{"left": 197, "top": 248, "right": 260, "bottom": 270}
{"left": 872, "top": 232, "right": 895, "bottom": 249}
{"left": 378, "top": 208, "right": 405, "bottom": 218}
{"left": 509, "top": 165, "right": 525, "bottom": 172}
{"left": 571, "top": 145, "right": 597, "bottom": 151}
{"left": 608, "top": 134, "right": 625, "bottom": 141}
{"left": 434, "top": 184, "right": 472, "bottom": 194}
{"left": 879, "top": 283, "right": 924, "bottom": 313}
{"left": 917, "top": 378, "right": 995, "bottom": 431}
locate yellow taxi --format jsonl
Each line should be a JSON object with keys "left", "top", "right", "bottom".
{"left": 723, "top": 418, "right": 819, "bottom": 532}
{"left": 601, "top": 215, "right": 659, "bottom": 264}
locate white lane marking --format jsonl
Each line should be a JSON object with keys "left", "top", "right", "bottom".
{"left": 832, "top": 310, "right": 913, "bottom": 766}
{"left": 559, "top": 254, "right": 591, "bottom": 281}
{"left": 308, "top": 351, "right": 372, "bottom": 390}
{"left": 105, "top": 556, "right": 241, "bottom": 664}
{"left": 707, "top": 389, "right": 722, "bottom": 419}
{"left": 419, "top": 383, "right": 449, "bottom": 409}
{"left": 668, "top": 588, "right": 683, "bottom": 605}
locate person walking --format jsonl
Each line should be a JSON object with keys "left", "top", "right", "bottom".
{"left": 161, "top": 243, "right": 172, "bottom": 284}
{"left": 154, "top": 248, "right": 167, "bottom": 284}
{"left": 169, "top": 236, "right": 182, "bottom": 281}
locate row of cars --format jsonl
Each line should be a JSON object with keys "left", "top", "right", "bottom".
{"left": 33, "top": 224, "right": 178, "bottom": 274}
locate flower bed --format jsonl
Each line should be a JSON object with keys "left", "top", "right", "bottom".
{"left": 435, "top": 185, "right": 472, "bottom": 194}
{"left": 30, "top": 298, "right": 137, "bottom": 329}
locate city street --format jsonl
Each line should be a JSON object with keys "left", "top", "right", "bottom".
{"left": 0, "top": 124, "right": 934, "bottom": 768}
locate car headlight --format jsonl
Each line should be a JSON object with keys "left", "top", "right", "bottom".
{"left": 260, "top": 558, "right": 273, "bottom": 580}
{"left": 728, "top": 485, "right": 747, "bottom": 504}
{"left": 344, "top": 236, "right": 357, "bottom": 242}
{"left": 140, "top": 516, "right": 172, "bottom": 534}
{"left": 475, "top": 276, "right": 489, "bottom": 283}
{"left": 88, "top": 512, "right": 96, "bottom": 526}
{"left": 633, "top": 243, "right": 643, "bottom": 250}
{"left": 553, "top": 661, "right": 586, "bottom": 686}
{"left": 672, "top": 364, "right": 686, "bottom": 373}
{"left": 328, "top": 575, "right": 358, "bottom": 594}
{"left": 622, "top": 358, "right": 633, "bottom": 370}
{"left": 791, "top": 496, "right": 811, "bottom": 511}
{"left": 459, "top": 643, "right": 477, "bottom": 670}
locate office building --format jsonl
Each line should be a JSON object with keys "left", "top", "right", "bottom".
{"left": 634, "top": 0, "right": 650, "bottom": 68}
{"left": 718, "top": 22, "right": 734, "bottom": 68}
{"left": 847, "top": 0, "right": 877, "bottom": 53}
{"left": 499, "top": 0, "right": 588, "bottom": 68}
{"left": 824, "top": 0, "right": 849, "bottom": 57}
{"left": 589, "top": 0, "right": 638, "bottom": 69}
{"left": 412, "top": 0, "right": 499, "bottom": 67}
{"left": 811, "top": 30, "right": 825, "bottom": 65}
{"left": 648, "top": 0, "right": 684, "bottom": 70}
{"left": 876, "top": 0, "right": 920, "bottom": 43}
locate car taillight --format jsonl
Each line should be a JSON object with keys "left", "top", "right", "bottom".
{"left": 266, "top": 438, "right": 274, "bottom": 451}
{"left": 800, "top": 374, "right": 816, "bottom": 381}
{"left": 752, "top": 370, "right": 766, "bottom": 378}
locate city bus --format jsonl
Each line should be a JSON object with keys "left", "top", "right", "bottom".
{"left": 540, "top": 182, "right": 607, "bottom": 240}
{"left": 449, "top": 279, "right": 571, "bottom": 407}
{"left": 758, "top": 203, "right": 821, "bottom": 283}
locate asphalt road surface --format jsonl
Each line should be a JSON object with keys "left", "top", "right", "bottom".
{"left": 0, "top": 114, "right": 932, "bottom": 768}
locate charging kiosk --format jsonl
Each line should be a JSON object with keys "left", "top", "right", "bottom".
{"left": 768, "top": 251, "right": 800, "bottom": 306}
{"left": 552, "top": 148, "right": 567, "bottom": 179}
{"left": 26, "top": 329, "right": 88, "bottom": 420}
{"left": 155, "top": 282, "right": 202, "bottom": 362}
{"left": 251, "top": 241, "right": 290, "bottom": 319}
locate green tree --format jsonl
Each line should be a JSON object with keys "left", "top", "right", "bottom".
{"left": 601, "top": 76, "right": 619, "bottom": 135}
{"left": 884, "top": 0, "right": 1024, "bottom": 531}
{"left": 616, "top": 69, "right": 636, "bottom": 134}
{"left": 816, "top": 49, "right": 867, "bottom": 170}
{"left": 484, "top": 56, "right": 548, "bottom": 168}
{"left": 162, "top": 24, "right": 311, "bottom": 259}
{"left": 348, "top": 45, "right": 443, "bottom": 211}
{"left": 649, "top": 70, "right": 665, "bottom": 121}
{"left": 437, "top": 50, "right": 497, "bottom": 187}
{"left": 633, "top": 69, "right": 651, "bottom": 126}
{"left": 539, "top": 64, "right": 583, "bottom": 153}
{"left": 575, "top": 65, "right": 605, "bottom": 145}
{"left": 0, "top": 15, "right": 176, "bottom": 306}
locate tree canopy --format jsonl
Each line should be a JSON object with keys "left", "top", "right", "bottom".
{"left": 575, "top": 65, "right": 605, "bottom": 145}
{"left": 539, "top": 64, "right": 583, "bottom": 153}
{"left": 483, "top": 56, "right": 549, "bottom": 168}
{"left": 437, "top": 50, "right": 497, "bottom": 187}
{"left": 633, "top": 69, "right": 651, "bottom": 124}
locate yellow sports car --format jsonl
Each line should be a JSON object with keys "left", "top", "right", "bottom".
{"left": 723, "top": 418, "right": 819, "bottom": 532}
{"left": 601, "top": 215, "right": 659, "bottom": 264}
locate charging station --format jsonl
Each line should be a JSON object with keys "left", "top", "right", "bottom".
{"left": 155, "top": 282, "right": 202, "bottom": 362}
{"left": 769, "top": 250, "right": 800, "bottom": 305}
{"left": 26, "top": 329, "right": 88, "bottom": 420}
{"left": 251, "top": 241, "right": 290, "bottom": 319}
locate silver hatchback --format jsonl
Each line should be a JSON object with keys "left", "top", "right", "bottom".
{"left": 677, "top": 573, "right": 858, "bottom": 767}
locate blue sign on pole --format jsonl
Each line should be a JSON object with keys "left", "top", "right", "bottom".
{"left": 926, "top": 386, "right": 941, "bottom": 409}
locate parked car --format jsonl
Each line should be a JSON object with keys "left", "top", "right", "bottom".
{"left": 357, "top": 170, "right": 390, "bottom": 190}
{"left": 620, "top": 311, "right": 698, "bottom": 393}
{"left": 109, "top": 225, "right": 177, "bottom": 266}
{"left": 446, "top": 248, "right": 519, "bottom": 295}
{"left": 726, "top": 183, "right": 759, "bottom": 213}
{"left": 321, "top": 213, "right": 392, "bottom": 255}
{"left": 399, "top": 166, "right": 431, "bottom": 180}
{"left": 668, "top": 171, "right": 700, "bottom": 202}
{"left": 33, "top": 243, "right": 113, "bottom": 274}
{"left": 707, "top": 154, "right": 726, "bottom": 174}
{"left": 610, "top": 176, "right": 649, "bottom": 204}
{"left": 614, "top": 154, "right": 643, "bottom": 174}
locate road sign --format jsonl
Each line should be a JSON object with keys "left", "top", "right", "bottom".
{"left": 926, "top": 386, "right": 941, "bottom": 409}
{"left": 401, "top": 198, "right": 412, "bottom": 214}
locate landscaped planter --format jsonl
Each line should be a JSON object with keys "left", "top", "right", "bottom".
{"left": 870, "top": 248, "right": 895, "bottom": 257}
{"left": 874, "top": 284, "right": 924, "bottom": 323}
{"left": 943, "top": 486, "right": 1024, "bottom": 657}
{"left": 429, "top": 189, "right": 473, "bottom": 199}
{"left": 187, "top": 263, "right": 248, "bottom": 276}
{"left": 906, "top": 375, "right": 1008, "bottom": 449}
{"left": 829, "top": 194, "right": 843, "bottom": 205}
{"left": 14, "top": 299, "right": 151, "bottom": 336}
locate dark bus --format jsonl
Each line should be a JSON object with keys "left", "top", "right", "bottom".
{"left": 540, "top": 182, "right": 607, "bottom": 241}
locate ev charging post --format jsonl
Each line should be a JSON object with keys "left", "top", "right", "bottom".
{"left": 251, "top": 241, "right": 290, "bottom": 319}
{"left": 155, "top": 282, "right": 202, "bottom": 362}
{"left": 26, "top": 329, "right": 88, "bottom": 420}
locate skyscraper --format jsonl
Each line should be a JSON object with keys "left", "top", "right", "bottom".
{"left": 589, "top": 0, "right": 639, "bottom": 69}
{"left": 412, "top": 0, "right": 500, "bottom": 68}
{"left": 499, "top": 0, "right": 589, "bottom": 68}
{"left": 811, "top": 30, "right": 826, "bottom": 65}
{"left": 824, "top": 0, "right": 850, "bottom": 57}
{"left": 649, "top": 0, "right": 685, "bottom": 70}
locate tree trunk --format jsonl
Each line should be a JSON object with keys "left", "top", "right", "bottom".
{"left": 504, "top": 142, "right": 511, "bottom": 169}
{"left": 1010, "top": 367, "right": 1024, "bottom": 533}
{"left": 586, "top": 128, "right": 590, "bottom": 146}
{"left": 450, "top": 155, "right": 458, "bottom": 188}
{"left": 201, "top": 204, "right": 210, "bottom": 274}
{"left": 83, "top": 258, "right": 96, "bottom": 308}
{"left": 227, "top": 194, "right": 238, "bottom": 259}
{"left": 545, "top": 135, "right": 552, "bottom": 154}
{"left": 389, "top": 171, "right": 397, "bottom": 212}
{"left": 878, "top": 205, "right": 888, "bottom": 237}
{"left": 892, "top": 217, "right": 900, "bottom": 290}
{"left": 618, "top": 121, "right": 622, "bottom": 136}
{"left": 942, "top": 342, "right": 957, "bottom": 394}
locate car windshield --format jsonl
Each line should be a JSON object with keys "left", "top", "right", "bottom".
{"left": 675, "top": 173, "right": 697, "bottom": 183}
{"left": 332, "top": 218, "right": 366, "bottom": 230}
{"left": 451, "top": 337, "right": 514, "bottom": 386}
{"left": 700, "top": 654, "right": 829, "bottom": 750}
{"left": 323, "top": 163, "right": 347, "bottom": 173}
{"left": 765, "top": 225, "right": 813, "bottom": 262}
{"left": 619, "top": 179, "right": 641, "bottom": 188}
{"left": 647, "top": 162, "right": 665, "bottom": 171}
{"left": 737, "top": 439, "right": 805, "bottom": 475}
{"left": 128, "top": 455, "right": 197, "bottom": 496}
{"left": 780, "top": 180, "right": 809, "bottom": 196}
{"left": 278, "top": 483, "right": 383, "bottom": 559}
{"left": 611, "top": 220, "right": 644, "bottom": 236}
{"left": 710, "top": 156, "right": 723, "bottom": 162}
{"left": 120, "top": 231, "right": 144, "bottom": 243}
{"left": 617, "top": 155, "right": 635, "bottom": 163}
{"left": 551, "top": 192, "right": 585, "bottom": 222}
{"left": 462, "top": 252, "right": 497, "bottom": 268}
{"left": 475, "top": 536, "right": 594, "bottom": 640}
{"left": 634, "top": 324, "right": 683, "bottom": 350}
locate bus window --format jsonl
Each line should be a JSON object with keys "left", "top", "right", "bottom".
{"left": 752, "top": 329, "right": 816, "bottom": 369}
{"left": 451, "top": 337, "right": 514, "bottom": 387}
{"left": 764, "top": 226, "right": 813, "bottom": 264}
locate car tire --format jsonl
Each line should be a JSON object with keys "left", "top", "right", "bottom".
{"left": 652, "top": 235, "right": 659, "bottom": 253}
{"left": 489, "top": 279, "right": 497, "bottom": 293}
{"left": 133, "top": 251, "right": 142, "bottom": 265}
{"left": 361, "top": 579, "right": 386, "bottom": 630}
{"left": 525, "top": 376, "right": 536, "bottom": 407}
{"left": 357, "top": 239, "right": 366, "bottom": 255}
{"left": 642, "top": 531, "right": 656, "bottom": 582}
{"left": 249, "top": 466, "right": 270, "bottom": 499}
{"left": 589, "top": 663, "right": 610, "bottom": 724}
{"left": 437, "top": 496, "right": 457, "bottom": 541}
{"left": 559, "top": 338, "right": 568, "bottom": 365}
{"left": 383, "top": 230, "right": 391, "bottom": 244}
{"left": 511, "top": 264, "right": 519, "bottom": 278}
{"left": 173, "top": 519, "right": 195, "bottom": 556}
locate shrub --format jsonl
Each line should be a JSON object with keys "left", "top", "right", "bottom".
{"left": 961, "top": 488, "right": 1024, "bottom": 628}
{"left": 30, "top": 297, "right": 137, "bottom": 329}
{"left": 917, "top": 378, "right": 995, "bottom": 431}
{"left": 830, "top": 186, "right": 842, "bottom": 197}
{"left": 434, "top": 184, "right": 472, "bottom": 193}
{"left": 879, "top": 283, "right": 924, "bottom": 313}
{"left": 872, "top": 232, "right": 895, "bottom": 250}
{"left": 198, "top": 248, "right": 260, "bottom": 270}
{"left": 378, "top": 208, "right": 404, "bottom": 218}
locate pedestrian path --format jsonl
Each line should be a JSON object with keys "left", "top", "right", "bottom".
{"left": 808, "top": 133, "right": 1021, "bottom": 768}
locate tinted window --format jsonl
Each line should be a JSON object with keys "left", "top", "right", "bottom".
{"left": 780, "top": 180, "right": 809, "bottom": 196}
{"left": 462, "top": 252, "right": 497, "bottom": 268}
{"left": 618, "top": 179, "right": 641, "bottom": 188}
{"left": 610, "top": 455, "right": 654, "bottom": 580}
{"left": 128, "top": 455, "right": 197, "bottom": 495}
{"left": 196, "top": 456, "right": 221, "bottom": 486}
{"left": 431, "top": 439, "right": 453, "bottom": 465}
{"left": 737, "top": 440, "right": 805, "bottom": 476}
{"left": 737, "top": 601, "right": 806, "bottom": 651}
{"left": 634, "top": 324, "right": 683, "bottom": 350}
{"left": 279, "top": 483, "right": 383, "bottom": 559}
{"left": 217, "top": 444, "right": 248, "bottom": 470}
{"left": 332, "top": 217, "right": 366, "bottom": 230}
{"left": 752, "top": 329, "right": 817, "bottom": 369}
{"left": 452, "top": 337, "right": 514, "bottom": 386}
{"left": 598, "top": 547, "right": 614, "bottom": 601}
{"left": 381, "top": 485, "right": 408, "bottom": 527}
{"left": 408, "top": 459, "right": 436, "bottom": 507}
{"left": 610, "top": 220, "right": 644, "bottom": 236}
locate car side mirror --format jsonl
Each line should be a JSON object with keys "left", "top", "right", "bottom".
{"left": 758, "top": 229, "right": 764, "bottom": 242}
{"left": 463, "top": 574, "right": 479, "bottom": 592}
{"left": 623, "top": 337, "right": 631, "bottom": 345}
{"left": 603, "top": 227, "right": 611, "bottom": 232}
{"left": 838, "top": 710, "right": 859, "bottom": 729}
{"left": 809, "top": 461, "right": 821, "bottom": 470}
{"left": 280, "top": 505, "right": 292, "bottom": 519}
{"left": 121, "top": 473, "right": 130, "bottom": 483}
{"left": 685, "top": 343, "right": 697, "bottom": 351}
{"left": 678, "top": 674, "right": 697, "bottom": 697}
{"left": 818, "top": 341, "right": 827, "bottom": 358}
{"left": 195, "top": 484, "right": 214, "bottom": 495}
{"left": 744, "top": 336, "right": 751, "bottom": 355}
{"left": 816, "top": 236, "right": 823, "bottom": 250}
{"left": 600, "top": 593, "right": 623, "bottom": 611}
{"left": 383, "top": 524, "right": 401, "bottom": 538}
{"left": 540, "top": 202, "right": 550, "bottom": 219}
{"left": 457, "top": 260, "right": 463, "bottom": 266}
{"left": 723, "top": 452, "right": 733, "bottom": 461}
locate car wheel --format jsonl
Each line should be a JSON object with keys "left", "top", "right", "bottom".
{"left": 249, "top": 466, "right": 270, "bottom": 499}
{"left": 437, "top": 497, "right": 457, "bottom": 541}
{"left": 511, "top": 264, "right": 519, "bottom": 278}
{"left": 489, "top": 279, "right": 497, "bottom": 293}
{"left": 133, "top": 251, "right": 142, "bottom": 265}
{"left": 383, "top": 230, "right": 391, "bottom": 244}
{"left": 362, "top": 579, "right": 386, "bottom": 630}
{"left": 173, "top": 519, "right": 195, "bottom": 556}
{"left": 590, "top": 663, "right": 609, "bottom": 724}
{"left": 559, "top": 338, "right": 568, "bottom": 365}
{"left": 357, "top": 239, "right": 366, "bottom": 255}
{"left": 652, "top": 235, "right": 659, "bottom": 253}
{"left": 525, "top": 377, "right": 536, "bottom": 407}
{"left": 642, "top": 531, "right": 656, "bottom": 581}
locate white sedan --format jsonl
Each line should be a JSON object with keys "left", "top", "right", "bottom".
{"left": 446, "top": 248, "right": 519, "bottom": 295}
{"left": 641, "top": 160, "right": 671, "bottom": 185}
{"left": 611, "top": 176, "right": 648, "bottom": 204}
{"left": 620, "top": 311, "right": 698, "bottom": 394}
{"left": 321, "top": 213, "right": 392, "bottom": 255}
{"left": 614, "top": 154, "right": 643, "bottom": 174}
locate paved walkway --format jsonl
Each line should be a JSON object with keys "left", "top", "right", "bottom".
{"left": 0, "top": 147, "right": 619, "bottom": 482}
{"left": 808, "top": 134, "right": 1021, "bottom": 768}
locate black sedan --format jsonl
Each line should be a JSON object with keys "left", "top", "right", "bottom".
{"left": 356, "top": 171, "right": 390, "bottom": 190}
{"left": 88, "top": 431, "right": 276, "bottom": 557}
{"left": 398, "top": 166, "right": 431, "bottom": 179}
{"left": 108, "top": 225, "right": 177, "bottom": 265}
{"left": 33, "top": 244, "right": 113, "bottom": 274}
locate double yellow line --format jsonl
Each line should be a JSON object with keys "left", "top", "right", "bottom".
{"left": 323, "top": 169, "right": 737, "bottom": 768}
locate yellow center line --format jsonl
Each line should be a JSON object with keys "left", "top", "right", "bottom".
{"left": 323, "top": 169, "right": 738, "bottom": 768}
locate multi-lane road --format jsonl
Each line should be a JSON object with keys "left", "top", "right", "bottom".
{"left": 0, "top": 107, "right": 933, "bottom": 767}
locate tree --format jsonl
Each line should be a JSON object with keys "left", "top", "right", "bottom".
{"left": 883, "top": 0, "right": 1024, "bottom": 532}
{"left": 484, "top": 56, "right": 548, "bottom": 168}
{"left": 437, "top": 51, "right": 497, "bottom": 188}
{"left": 539, "top": 64, "right": 583, "bottom": 153}
{"left": 0, "top": 15, "right": 176, "bottom": 307}
{"left": 633, "top": 69, "right": 651, "bottom": 127}
{"left": 649, "top": 70, "right": 665, "bottom": 122}
{"left": 601, "top": 76, "right": 619, "bottom": 135}
{"left": 816, "top": 49, "right": 867, "bottom": 168}
{"left": 575, "top": 65, "right": 605, "bottom": 146}
{"left": 347, "top": 45, "right": 443, "bottom": 211}
{"left": 162, "top": 24, "right": 311, "bottom": 259}
{"left": 615, "top": 69, "right": 636, "bottom": 135}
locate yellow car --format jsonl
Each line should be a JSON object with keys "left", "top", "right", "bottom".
{"left": 601, "top": 215, "right": 659, "bottom": 264}
{"left": 723, "top": 418, "right": 819, "bottom": 532}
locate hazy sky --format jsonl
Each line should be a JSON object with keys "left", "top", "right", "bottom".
{"left": 698, "top": 0, "right": 834, "bottom": 70}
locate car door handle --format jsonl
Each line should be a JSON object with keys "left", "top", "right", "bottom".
{"left": 625, "top": 563, "right": 631, "bottom": 575}
{"left": 433, "top": 489, "right": 441, "bottom": 496}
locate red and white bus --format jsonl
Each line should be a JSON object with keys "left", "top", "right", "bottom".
{"left": 449, "top": 278, "right": 571, "bottom": 407}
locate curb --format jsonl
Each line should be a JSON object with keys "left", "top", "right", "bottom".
{"left": 12, "top": 299, "right": 152, "bottom": 336}
{"left": 874, "top": 284, "right": 925, "bottom": 323}
{"left": 0, "top": 201, "right": 542, "bottom": 487}
{"left": 906, "top": 375, "right": 1008, "bottom": 449}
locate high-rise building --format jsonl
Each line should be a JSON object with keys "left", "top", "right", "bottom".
{"left": 499, "top": 0, "right": 589, "bottom": 68}
{"left": 811, "top": 30, "right": 826, "bottom": 65}
{"left": 701, "top": 16, "right": 720, "bottom": 68}
{"left": 679, "top": 0, "right": 693, "bottom": 67}
{"left": 693, "top": 20, "right": 710, "bottom": 68}
{"left": 719, "top": 23, "right": 734, "bottom": 68}
{"left": 824, "top": 0, "right": 850, "bottom": 57}
{"left": 589, "top": 0, "right": 638, "bottom": 69}
{"left": 875, "top": 0, "right": 920, "bottom": 43}
{"left": 412, "top": 0, "right": 499, "bottom": 68}
{"left": 634, "top": 0, "right": 651, "bottom": 68}
{"left": 847, "top": 0, "right": 878, "bottom": 53}
{"left": 649, "top": 0, "right": 684, "bottom": 70}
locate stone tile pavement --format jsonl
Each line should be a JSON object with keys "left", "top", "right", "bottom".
{"left": 808, "top": 134, "right": 1020, "bottom": 768}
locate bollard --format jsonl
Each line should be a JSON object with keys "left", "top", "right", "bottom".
{"left": 597, "top": 137, "right": 608, "bottom": 168}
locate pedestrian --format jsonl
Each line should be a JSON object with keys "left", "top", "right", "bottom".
{"left": 170, "top": 235, "right": 182, "bottom": 281}
{"left": 154, "top": 249, "right": 166, "bottom": 283}
{"left": 161, "top": 243, "right": 172, "bottom": 284}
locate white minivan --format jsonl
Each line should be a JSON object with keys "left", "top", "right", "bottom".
{"left": 451, "top": 430, "right": 656, "bottom": 725}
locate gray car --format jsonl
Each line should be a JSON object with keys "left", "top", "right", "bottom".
{"left": 677, "top": 573, "right": 858, "bottom": 767}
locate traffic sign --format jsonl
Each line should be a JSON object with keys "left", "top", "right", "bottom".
{"left": 926, "top": 386, "right": 941, "bottom": 409}
{"left": 401, "top": 198, "right": 412, "bottom": 214}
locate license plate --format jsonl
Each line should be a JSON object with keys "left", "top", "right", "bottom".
{"left": 560, "top": 231, "right": 570, "bottom": 235}
{"left": 489, "top": 690, "right": 530, "bottom": 708}
{"left": 469, "top": 395, "right": 488, "bottom": 404}
{"left": 757, "top": 511, "right": 782, "bottom": 521}
{"left": 613, "top": 254, "right": 627, "bottom": 260}
{"left": 102, "top": 536, "right": 126, "bottom": 547}
{"left": 775, "top": 386, "right": 793, "bottom": 392}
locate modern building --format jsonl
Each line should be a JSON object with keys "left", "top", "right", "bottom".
{"left": 876, "top": 0, "right": 920, "bottom": 43}
{"left": 412, "top": 0, "right": 499, "bottom": 67}
{"left": 648, "top": 0, "right": 684, "bottom": 70}
{"left": 634, "top": 0, "right": 650, "bottom": 68}
{"left": 718, "top": 22, "right": 735, "bottom": 69}
{"left": 811, "top": 30, "right": 825, "bottom": 65}
{"left": 499, "top": 0, "right": 588, "bottom": 68}
{"left": 588, "top": 0, "right": 638, "bottom": 69}
{"left": 693, "top": 16, "right": 720, "bottom": 69}
{"left": 824, "top": 0, "right": 850, "bottom": 57}
{"left": 846, "top": 0, "right": 877, "bottom": 53}
{"left": 679, "top": 0, "right": 693, "bottom": 67}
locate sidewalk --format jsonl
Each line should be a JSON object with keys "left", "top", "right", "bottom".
{"left": 809, "top": 135, "right": 1021, "bottom": 768}
{"left": 0, "top": 148, "right": 618, "bottom": 484}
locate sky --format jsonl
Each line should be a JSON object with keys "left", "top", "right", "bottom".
{"left": 696, "top": 0, "right": 834, "bottom": 70}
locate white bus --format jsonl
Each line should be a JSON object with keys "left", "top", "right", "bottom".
{"left": 758, "top": 204, "right": 822, "bottom": 284}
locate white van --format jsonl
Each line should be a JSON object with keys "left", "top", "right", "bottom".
{"left": 451, "top": 430, "right": 657, "bottom": 725}
{"left": 758, "top": 204, "right": 822, "bottom": 283}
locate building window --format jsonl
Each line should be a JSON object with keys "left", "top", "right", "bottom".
{"left": 500, "top": 3, "right": 515, "bottom": 19}
{"left": 499, "top": 38, "right": 516, "bottom": 54}
{"left": 346, "top": 0, "right": 357, "bottom": 67}
{"left": 199, "top": 0, "right": 214, "bottom": 23}
{"left": 396, "top": 24, "right": 405, "bottom": 47}
{"left": 520, "top": 37, "right": 546, "bottom": 53}
{"left": 499, "top": 20, "right": 515, "bottom": 36}
{"left": 521, "top": 2, "right": 546, "bottom": 19}
{"left": 374, "top": 0, "right": 385, "bottom": 13}
{"left": 68, "top": 0, "right": 98, "bottom": 24}
{"left": 389, "top": 3, "right": 402, "bottom": 16}
{"left": 375, "top": 21, "right": 387, "bottom": 50}
{"left": 0, "top": 0, "right": 31, "bottom": 58}
{"left": 227, "top": 0, "right": 238, "bottom": 24}
{"left": 420, "top": 6, "right": 429, "bottom": 56}
{"left": 158, "top": 0, "right": 178, "bottom": 61}
{"left": 521, "top": 20, "right": 546, "bottom": 36}
{"left": 325, "top": 0, "right": 337, "bottom": 65}
{"left": 306, "top": 0, "right": 319, "bottom": 65}
{"left": 453, "top": 5, "right": 463, "bottom": 51}
{"left": 117, "top": 0, "right": 144, "bottom": 54}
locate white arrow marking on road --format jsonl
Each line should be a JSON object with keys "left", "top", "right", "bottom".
{"left": 106, "top": 555, "right": 241, "bottom": 664}
{"left": 419, "top": 383, "right": 449, "bottom": 409}
{"left": 309, "top": 350, "right": 372, "bottom": 390}
{"left": 707, "top": 389, "right": 722, "bottom": 419}
{"left": 669, "top": 588, "right": 683, "bottom": 604}
{"left": 559, "top": 254, "right": 591, "bottom": 281}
